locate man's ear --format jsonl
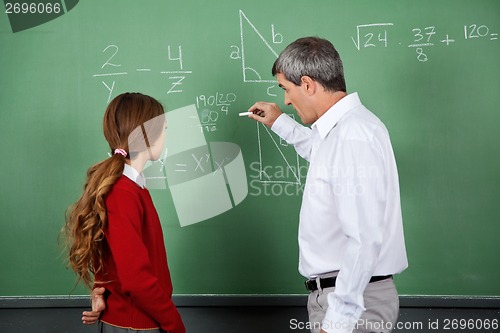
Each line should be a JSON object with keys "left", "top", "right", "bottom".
{"left": 300, "top": 76, "right": 317, "bottom": 95}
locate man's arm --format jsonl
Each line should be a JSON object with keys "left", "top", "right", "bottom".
{"left": 247, "top": 101, "right": 313, "bottom": 161}
{"left": 322, "top": 139, "right": 386, "bottom": 333}
{"left": 82, "top": 287, "right": 106, "bottom": 325}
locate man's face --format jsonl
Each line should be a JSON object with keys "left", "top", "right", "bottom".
{"left": 277, "top": 73, "right": 316, "bottom": 124}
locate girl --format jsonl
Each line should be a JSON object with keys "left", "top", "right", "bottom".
{"left": 62, "top": 92, "right": 186, "bottom": 333}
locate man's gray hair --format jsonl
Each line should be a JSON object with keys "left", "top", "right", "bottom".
{"left": 272, "top": 37, "right": 346, "bottom": 92}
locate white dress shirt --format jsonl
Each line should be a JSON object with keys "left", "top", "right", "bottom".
{"left": 272, "top": 93, "right": 408, "bottom": 332}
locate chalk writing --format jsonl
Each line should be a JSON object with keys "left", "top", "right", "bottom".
{"left": 229, "top": 10, "right": 286, "bottom": 98}
{"left": 92, "top": 44, "right": 193, "bottom": 103}
{"left": 195, "top": 92, "right": 237, "bottom": 133}
{"left": 162, "top": 45, "right": 193, "bottom": 94}
{"left": 464, "top": 24, "right": 498, "bottom": 41}
{"left": 352, "top": 22, "right": 498, "bottom": 62}
{"left": 255, "top": 113, "right": 302, "bottom": 185}
{"left": 351, "top": 23, "right": 394, "bottom": 50}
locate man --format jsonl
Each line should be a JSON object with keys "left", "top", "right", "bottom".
{"left": 247, "top": 37, "right": 408, "bottom": 333}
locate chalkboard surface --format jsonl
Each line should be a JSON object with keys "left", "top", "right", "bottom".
{"left": 1, "top": 0, "right": 499, "bottom": 297}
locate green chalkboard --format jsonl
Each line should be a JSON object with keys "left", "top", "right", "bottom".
{"left": 1, "top": 0, "right": 499, "bottom": 297}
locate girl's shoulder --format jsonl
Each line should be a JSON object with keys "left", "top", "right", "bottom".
{"left": 107, "top": 175, "right": 145, "bottom": 202}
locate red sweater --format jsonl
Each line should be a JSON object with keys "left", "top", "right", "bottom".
{"left": 95, "top": 176, "right": 185, "bottom": 333}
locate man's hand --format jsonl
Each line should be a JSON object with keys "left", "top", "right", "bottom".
{"left": 82, "top": 287, "right": 106, "bottom": 325}
{"left": 247, "top": 102, "right": 283, "bottom": 128}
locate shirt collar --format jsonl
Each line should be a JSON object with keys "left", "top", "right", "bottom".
{"left": 312, "top": 92, "right": 362, "bottom": 139}
{"left": 123, "top": 164, "right": 146, "bottom": 189}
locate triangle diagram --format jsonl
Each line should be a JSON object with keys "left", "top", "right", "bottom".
{"left": 256, "top": 121, "right": 302, "bottom": 185}
{"left": 239, "top": 10, "right": 279, "bottom": 83}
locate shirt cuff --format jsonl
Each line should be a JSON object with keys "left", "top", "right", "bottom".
{"left": 321, "top": 302, "right": 364, "bottom": 333}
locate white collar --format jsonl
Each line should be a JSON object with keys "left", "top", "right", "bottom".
{"left": 312, "top": 92, "right": 362, "bottom": 139}
{"left": 123, "top": 164, "right": 146, "bottom": 189}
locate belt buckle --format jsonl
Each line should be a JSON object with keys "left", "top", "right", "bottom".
{"left": 304, "top": 279, "right": 315, "bottom": 291}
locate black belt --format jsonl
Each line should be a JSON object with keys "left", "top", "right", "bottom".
{"left": 305, "top": 275, "right": 392, "bottom": 292}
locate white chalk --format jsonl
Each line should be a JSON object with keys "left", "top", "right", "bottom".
{"left": 238, "top": 112, "right": 253, "bottom": 117}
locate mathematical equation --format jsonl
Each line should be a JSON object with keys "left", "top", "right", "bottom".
{"left": 352, "top": 23, "right": 498, "bottom": 62}
{"left": 172, "top": 151, "right": 232, "bottom": 175}
{"left": 196, "top": 92, "right": 237, "bottom": 133}
{"left": 92, "top": 44, "right": 193, "bottom": 103}
{"left": 91, "top": 11, "right": 284, "bottom": 107}
{"left": 91, "top": 44, "right": 241, "bottom": 134}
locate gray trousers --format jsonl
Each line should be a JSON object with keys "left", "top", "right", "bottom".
{"left": 307, "top": 275, "right": 399, "bottom": 333}
{"left": 98, "top": 321, "right": 164, "bottom": 333}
